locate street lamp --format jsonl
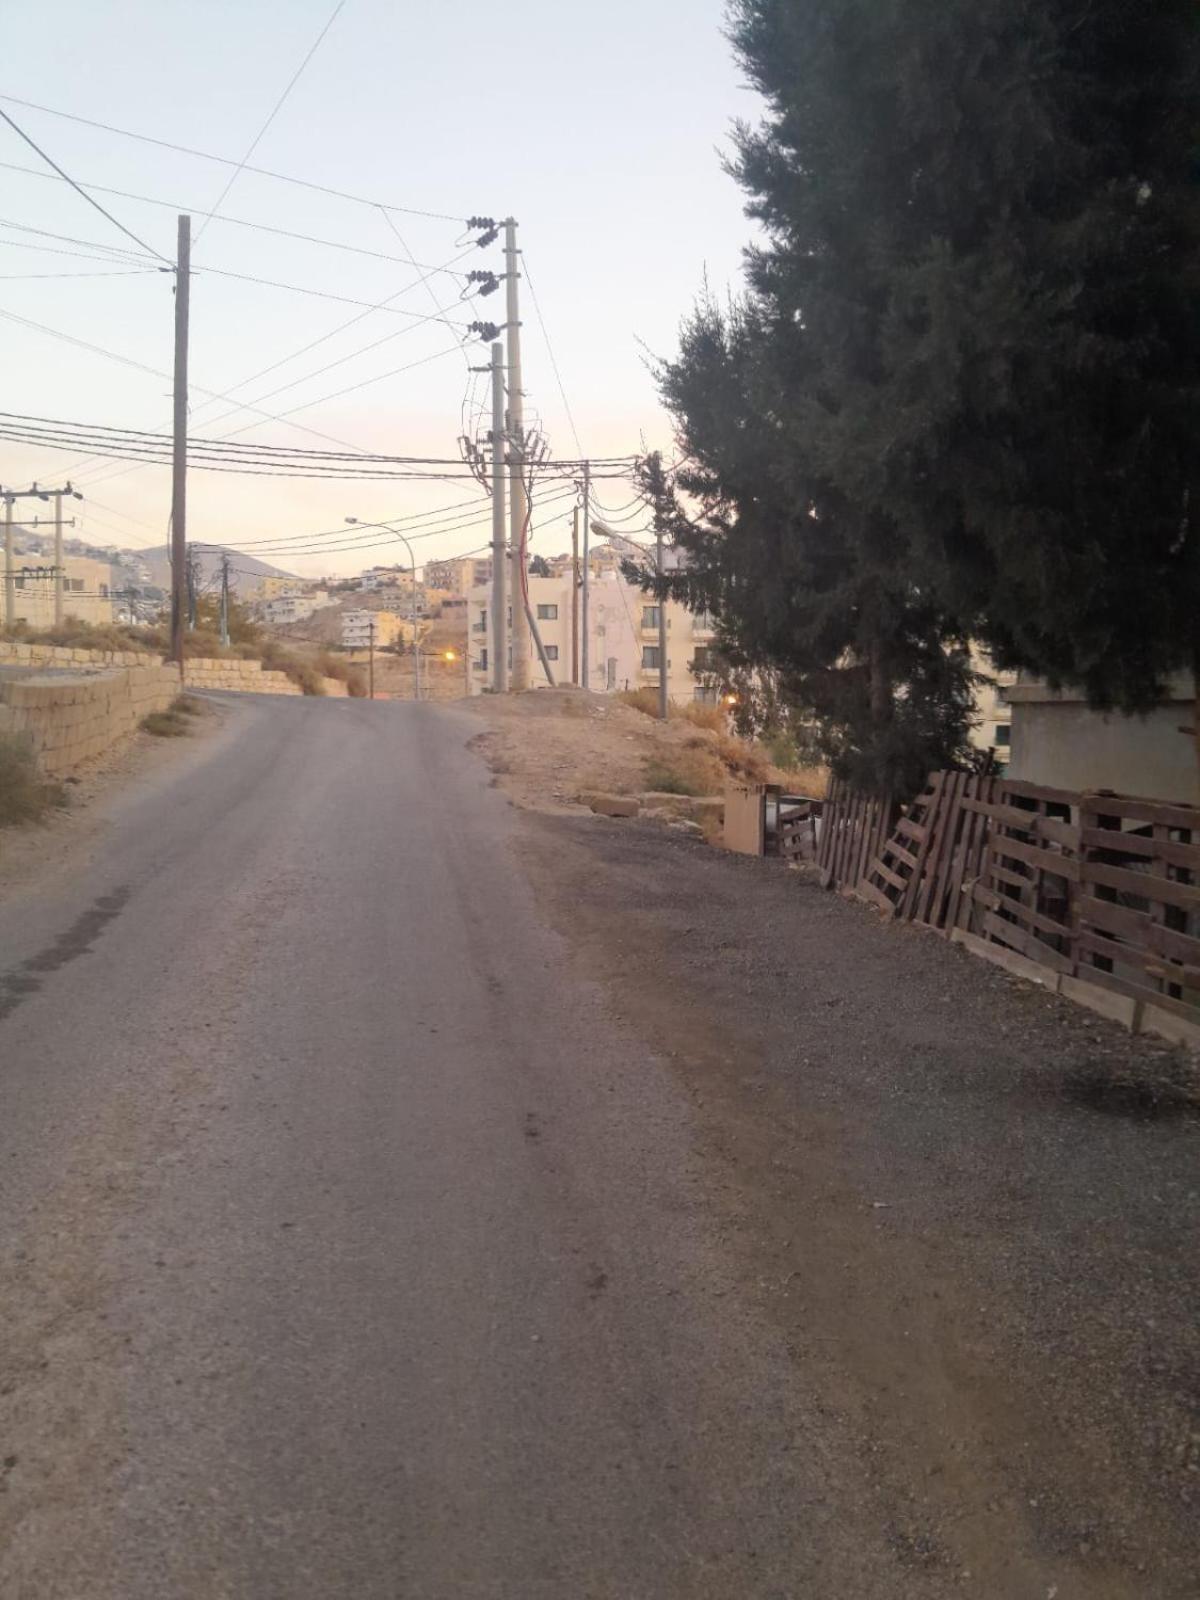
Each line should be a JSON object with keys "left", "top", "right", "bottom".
{"left": 344, "top": 518, "right": 421, "bottom": 702}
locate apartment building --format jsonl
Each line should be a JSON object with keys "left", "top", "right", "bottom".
{"left": 465, "top": 571, "right": 718, "bottom": 702}
{"left": 341, "top": 609, "right": 405, "bottom": 649}
{"left": 9, "top": 553, "right": 113, "bottom": 627}
{"left": 425, "top": 555, "right": 493, "bottom": 595}
{"left": 261, "top": 590, "right": 330, "bottom": 626}
{"left": 968, "top": 647, "right": 1018, "bottom": 767}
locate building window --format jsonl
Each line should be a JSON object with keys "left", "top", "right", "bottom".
{"left": 536, "top": 603, "right": 558, "bottom": 620}
{"left": 692, "top": 646, "right": 711, "bottom": 671}
{"left": 544, "top": 644, "right": 559, "bottom": 661}
{"left": 642, "top": 605, "right": 660, "bottom": 628}
{"left": 694, "top": 685, "right": 719, "bottom": 705}
{"left": 994, "top": 724, "right": 1011, "bottom": 747}
{"left": 479, "top": 647, "right": 488, "bottom": 671}
{"left": 67, "top": 578, "right": 84, "bottom": 592}
{"left": 642, "top": 646, "right": 661, "bottom": 669}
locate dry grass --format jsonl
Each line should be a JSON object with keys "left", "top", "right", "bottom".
{"left": 141, "top": 706, "right": 191, "bottom": 737}
{"left": 771, "top": 763, "right": 830, "bottom": 799}
{"left": 0, "top": 734, "right": 67, "bottom": 828}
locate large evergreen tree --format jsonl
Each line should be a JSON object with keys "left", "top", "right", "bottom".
{"left": 645, "top": 0, "right": 1200, "bottom": 790}
{"left": 728, "top": 0, "right": 1200, "bottom": 711}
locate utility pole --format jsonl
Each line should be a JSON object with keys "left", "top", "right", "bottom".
{"left": 218, "top": 551, "right": 231, "bottom": 648}
{"left": 657, "top": 517, "right": 669, "bottom": 720}
{"left": 2, "top": 494, "right": 12, "bottom": 631}
{"left": 490, "top": 340, "right": 508, "bottom": 693}
{"left": 53, "top": 490, "right": 64, "bottom": 625}
{"left": 504, "top": 218, "right": 531, "bottom": 690}
{"left": 2, "top": 484, "right": 51, "bottom": 628}
{"left": 368, "top": 616, "right": 375, "bottom": 700}
{"left": 571, "top": 503, "right": 580, "bottom": 687}
{"left": 170, "top": 213, "right": 191, "bottom": 671}
{"left": 580, "top": 461, "right": 591, "bottom": 691}
{"left": 186, "top": 549, "right": 200, "bottom": 629}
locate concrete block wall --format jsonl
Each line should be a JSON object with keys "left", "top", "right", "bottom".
{"left": 182, "top": 657, "right": 303, "bottom": 695}
{"left": 0, "top": 640, "right": 161, "bottom": 671}
{"left": 0, "top": 665, "right": 179, "bottom": 776}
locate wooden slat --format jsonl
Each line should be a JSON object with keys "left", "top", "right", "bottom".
{"left": 985, "top": 894, "right": 1072, "bottom": 944}
{"left": 981, "top": 911, "right": 1074, "bottom": 974}
{"left": 858, "top": 879, "right": 896, "bottom": 917}
{"left": 1082, "top": 860, "right": 1200, "bottom": 913}
{"left": 1149, "top": 921, "right": 1200, "bottom": 967}
{"left": 1076, "top": 894, "right": 1152, "bottom": 944}
{"left": 1082, "top": 794, "right": 1200, "bottom": 831}
{"left": 895, "top": 816, "right": 927, "bottom": 843}
{"left": 1070, "top": 962, "right": 1200, "bottom": 1024}
{"left": 999, "top": 778, "right": 1081, "bottom": 808}
{"left": 1080, "top": 827, "right": 1200, "bottom": 871}
{"left": 990, "top": 833, "right": 1082, "bottom": 882}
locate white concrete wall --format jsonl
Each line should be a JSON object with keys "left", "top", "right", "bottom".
{"left": 1007, "top": 681, "right": 1198, "bottom": 805}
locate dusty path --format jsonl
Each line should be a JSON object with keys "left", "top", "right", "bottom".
{"left": 0, "top": 694, "right": 1195, "bottom": 1597}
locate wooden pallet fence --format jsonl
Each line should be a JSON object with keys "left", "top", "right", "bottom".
{"left": 965, "top": 780, "right": 1080, "bottom": 974}
{"left": 816, "top": 777, "right": 894, "bottom": 895}
{"left": 812, "top": 767, "right": 1200, "bottom": 1033}
{"left": 1072, "top": 793, "right": 1200, "bottom": 1024}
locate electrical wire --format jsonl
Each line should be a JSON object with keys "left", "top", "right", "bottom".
{"left": 196, "top": 262, "right": 475, "bottom": 324}
{"left": 0, "top": 163, "right": 476, "bottom": 274}
{"left": 522, "top": 255, "right": 583, "bottom": 457}
{"left": 0, "top": 268, "right": 158, "bottom": 281}
{"left": 0, "top": 107, "right": 170, "bottom": 263}
{"left": 0, "top": 92, "right": 466, "bottom": 223}
{"left": 193, "top": 0, "right": 347, "bottom": 244}
{"left": 0, "top": 235, "right": 159, "bottom": 267}
{"left": 0, "top": 216, "right": 159, "bottom": 263}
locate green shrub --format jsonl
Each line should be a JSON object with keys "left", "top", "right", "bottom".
{"left": 141, "top": 709, "right": 189, "bottom": 737}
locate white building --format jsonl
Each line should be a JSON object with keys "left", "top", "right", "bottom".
{"left": 261, "top": 590, "right": 330, "bottom": 626}
{"left": 465, "top": 571, "right": 718, "bottom": 702}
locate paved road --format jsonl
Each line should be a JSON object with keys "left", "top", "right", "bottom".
{"left": 0, "top": 696, "right": 910, "bottom": 1599}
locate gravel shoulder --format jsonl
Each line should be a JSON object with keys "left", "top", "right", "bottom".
{"left": 512, "top": 803, "right": 1199, "bottom": 1598}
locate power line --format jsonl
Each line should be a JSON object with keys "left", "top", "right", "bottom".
{"left": 196, "top": 261, "right": 475, "bottom": 323}
{"left": 0, "top": 235, "right": 158, "bottom": 267}
{"left": 0, "top": 106, "right": 171, "bottom": 263}
{"left": 0, "top": 268, "right": 157, "bottom": 281}
{"left": 193, "top": 0, "right": 348, "bottom": 244}
{"left": 0, "top": 92, "right": 466, "bottom": 223}
{"left": 0, "top": 215, "right": 159, "bottom": 263}
{"left": 523, "top": 255, "right": 583, "bottom": 457}
{"left": 0, "top": 162, "right": 477, "bottom": 274}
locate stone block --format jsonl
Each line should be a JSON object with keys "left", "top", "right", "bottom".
{"left": 587, "top": 793, "right": 641, "bottom": 818}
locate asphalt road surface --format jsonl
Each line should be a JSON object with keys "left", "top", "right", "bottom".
{"left": 3, "top": 695, "right": 1196, "bottom": 1600}
{"left": 0, "top": 695, "right": 902, "bottom": 1599}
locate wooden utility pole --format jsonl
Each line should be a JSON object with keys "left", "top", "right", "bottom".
{"left": 571, "top": 503, "right": 580, "bottom": 686}
{"left": 368, "top": 617, "right": 375, "bottom": 700}
{"left": 218, "top": 551, "right": 232, "bottom": 647}
{"left": 170, "top": 214, "right": 191, "bottom": 670}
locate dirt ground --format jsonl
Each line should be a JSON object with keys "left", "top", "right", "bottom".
{"left": 462, "top": 690, "right": 1200, "bottom": 1596}
{"left": 464, "top": 685, "right": 768, "bottom": 811}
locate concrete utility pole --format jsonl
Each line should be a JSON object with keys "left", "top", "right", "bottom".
{"left": 2, "top": 495, "right": 12, "bottom": 630}
{"left": 504, "top": 218, "right": 531, "bottom": 690}
{"left": 570, "top": 504, "right": 580, "bottom": 686}
{"left": 656, "top": 518, "right": 669, "bottom": 720}
{"left": 53, "top": 491, "right": 64, "bottom": 625}
{"left": 218, "top": 551, "right": 232, "bottom": 648}
{"left": 2, "top": 484, "right": 51, "bottom": 628}
{"left": 170, "top": 213, "right": 191, "bottom": 671}
{"left": 490, "top": 341, "right": 508, "bottom": 693}
{"left": 580, "top": 461, "right": 591, "bottom": 691}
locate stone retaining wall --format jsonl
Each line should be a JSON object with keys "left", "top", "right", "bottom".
{"left": 0, "top": 665, "right": 179, "bottom": 776}
{"left": 182, "top": 657, "right": 303, "bottom": 696}
{"left": 0, "top": 642, "right": 349, "bottom": 698}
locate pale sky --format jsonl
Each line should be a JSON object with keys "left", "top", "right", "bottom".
{"left": 1, "top": 0, "right": 756, "bottom": 577}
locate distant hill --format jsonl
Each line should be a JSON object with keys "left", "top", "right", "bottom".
{"left": 138, "top": 546, "right": 296, "bottom": 592}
